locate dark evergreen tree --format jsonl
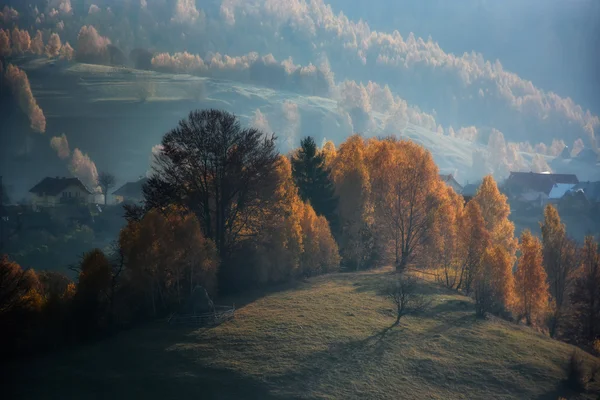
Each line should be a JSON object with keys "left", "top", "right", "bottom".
{"left": 291, "top": 137, "right": 338, "bottom": 232}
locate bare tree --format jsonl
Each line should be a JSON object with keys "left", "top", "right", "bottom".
{"left": 98, "top": 172, "right": 116, "bottom": 205}
{"left": 385, "top": 274, "right": 430, "bottom": 325}
{"left": 143, "top": 109, "right": 279, "bottom": 258}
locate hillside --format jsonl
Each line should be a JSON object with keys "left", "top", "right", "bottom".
{"left": 8, "top": 268, "right": 600, "bottom": 400}
{"left": 1, "top": 58, "right": 484, "bottom": 198}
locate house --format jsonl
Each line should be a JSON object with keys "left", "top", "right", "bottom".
{"left": 439, "top": 174, "right": 463, "bottom": 194}
{"left": 560, "top": 181, "right": 600, "bottom": 214}
{"left": 29, "top": 177, "right": 92, "bottom": 208}
{"left": 112, "top": 177, "right": 148, "bottom": 204}
{"left": 546, "top": 183, "right": 577, "bottom": 205}
{"left": 503, "top": 172, "right": 579, "bottom": 207}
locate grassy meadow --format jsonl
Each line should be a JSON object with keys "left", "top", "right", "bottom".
{"left": 7, "top": 267, "right": 600, "bottom": 400}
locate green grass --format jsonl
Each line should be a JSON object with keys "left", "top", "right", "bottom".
{"left": 7, "top": 268, "right": 600, "bottom": 399}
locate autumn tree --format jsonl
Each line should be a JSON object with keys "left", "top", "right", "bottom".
{"left": 291, "top": 136, "right": 338, "bottom": 231}
{"left": 541, "top": 205, "right": 579, "bottom": 337}
{"left": 474, "top": 175, "right": 518, "bottom": 260}
{"left": 4, "top": 64, "right": 46, "bottom": 133}
{"left": 321, "top": 140, "right": 337, "bottom": 169}
{"left": 330, "top": 135, "right": 374, "bottom": 270}
{"left": 571, "top": 237, "right": 600, "bottom": 341}
{"left": 299, "top": 202, "right": 340, "bottom": 277}
{"left": 472, "top": 176, "right": 517, "bottom": 315}
{"left": 45, "top": 32, "right": 62, "bottom": 58}
{"left": 31, "top": 30, "right": 44, "bottom": 55}
{"left": 427, "top": 185, "right": 463, "bottom": 289}
{"left": 10, "top": 27, "right": 30, "bottom": 54}
{"left": 252, "top": 156, "right": 304, "bottom": 284}
{"left": 0, "top": 255, "right": 42, "bottom": 317}
{"left": 456, "top": 201, "right": 490, "bottom": 294}
{"left": 368, "top": 138, "right": 443, "bottom": 271}
{"left": 120, "top": 207, "right": 219, "bottom": 316}
{"left": 476, "top": 245, "right": 514, "bottom": 317}
{"left": 0, "top": 28, "right": 10, "bottom": 57}
{"left": 73, "top": 249, "right": 111, "bottom": 336}
{"left": 0, "top": 255, "right": 44, "bottom": 356}
{"left": 514, "top": 230, "right": 549, "bottom": 326}
{"left": 143, "top": 110, "right": 278, "bottom": 261}
{"left": 59, "top": 42, "right": 74, "bottom": 60}
{"left": 98, "top": 171, "right": 116, "bottom": 205}
{"left": 76, "top": 25, "right": 110, "bottom": 64}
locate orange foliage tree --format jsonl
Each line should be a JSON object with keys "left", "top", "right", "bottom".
{"left": 31, "top": 30, "right": 44, "bottom": 55}
{"left": 473, "top": 175, "right": 517, "bottom": 315}
{"left": 59, "top": 42, "right": 74, "bottom": 60}
{"left": 571, "top": 237, "right": 600, "bottom": 341}
{"left": 119, "top": 207, "right": 219, "bottom": 317}
{"left": 0, "top": 255, "right": 44, "bottom": 356}
{"left": 368, "top": 138, "right": 444, "bottom": 271}
{"left": 253, "top": 156, "right": 304, "bottom": 284}
{"left": 540, "top": 205, "right": 579, "bottom": 336}
{"left": 514, "top": 230, "right": 549, "bottom": 326}
{"left": 427, "top": 186, "right": 464, "bottom": 289}
{"left": 300, "top": 202, "right": 340, "bottom": 277}
{"left": 45, "top": 32, "right": 62, "bottom": 57}
{"left": 456, "top": 201, "right": 490, "bottom": 294}
{"left": 476, "top": 245, "right": 515, "bottom": 317}
{"left": 4, "top": 64, "right": 46, "bottom": 133}
{"left": 330, "top": 135, "right": 374, "bottom": 270}
{"left": 0, "top": 28, "right": 11, "bottom": 57}
{"left": 10, "top": 27, "right": 30, "bottom": 54}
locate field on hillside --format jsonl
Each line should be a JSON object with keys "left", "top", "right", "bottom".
{"left": 7, "top": 268, "right": 600, "bottom": 400}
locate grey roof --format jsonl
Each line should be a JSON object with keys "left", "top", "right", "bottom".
{"left": 30, "top": 177, "right": 92, "bottom": 195}
{"left": 569, "top": 181, "right": 600, "bottom": 202}
{"left": 112, "top": 177, "right": 148, "bottom": 198}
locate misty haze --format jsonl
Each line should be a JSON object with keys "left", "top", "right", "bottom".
{"left": 1, "top": 1, "right": 600, "bottom": 399}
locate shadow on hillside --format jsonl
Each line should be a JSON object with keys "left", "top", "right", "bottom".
{"left": 276, "top": 323, "right": 404, "bottom": 393}
{"left": 217, "top": 280, "right": 305, "bottom": 310}
{"left": 8, "top": 325, "right": 289, "bottom": 400}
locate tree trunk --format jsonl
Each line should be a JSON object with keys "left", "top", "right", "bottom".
{"left": 396, "top": 257, "right": 408, "bottom": 272}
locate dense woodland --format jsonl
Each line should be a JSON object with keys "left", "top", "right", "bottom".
{"left": 1, "top": 108, "right": 599, "bottom": 363}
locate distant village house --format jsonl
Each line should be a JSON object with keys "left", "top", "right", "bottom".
{"left": 112, "top": 177, "right": 148, "bottom": 204}
{"left": 439, "top": 174, "right": 463, "bottom": 194}
{"left": 503, "top": 172, "right": 579, "bottom": 207}
{"left": 29, "top": 177, "right": 92, "bottom": 209}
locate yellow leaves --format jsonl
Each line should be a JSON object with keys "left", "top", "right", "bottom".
{"left": 514, "top": 230, "right": 549, "bottom": 326}
{"left": 300, "top": 202, "right": 340, "bottom": 276}
{"left": 474, "top": 175, "right": 517, "bottom": 260}
{"left": 482, "top": 244, "right": 516, "bottom": 312}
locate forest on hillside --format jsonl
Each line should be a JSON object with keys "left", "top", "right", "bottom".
{"left": 1, "top": 109, "right": 599, "bottom": 374}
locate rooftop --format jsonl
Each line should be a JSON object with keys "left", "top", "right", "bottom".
{"left": 506, "top": 172, "right": 579, "bottom": 195}
{"left": 29, "top": 177, "right": 92, "bottom": 196}
{"left": 113, "top": 177, "right": 148, "bottom": 198}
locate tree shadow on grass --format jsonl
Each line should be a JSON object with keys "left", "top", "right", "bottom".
{"left": 7, "top": 324, "right": 290, "bottom": 400}
{"left": 275, "top": 323, "right": 404, "bottom": 394}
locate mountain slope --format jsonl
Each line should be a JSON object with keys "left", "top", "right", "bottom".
{"left": 1, "top": 59, "right": 485, "bottom": 198}
{"left": 9, "top": 268, "right": 600, "bottom": 400}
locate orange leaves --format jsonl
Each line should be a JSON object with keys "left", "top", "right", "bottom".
{"left": 120, "top": 207, "right": 219, "bottom": 304}
{"left": 300, "top": 203, "right": 340, "bottom": 276}
{"left": 4, "top": 64, "right": 46, "bottom": 133}
{"left": 514, "top": 230, "right": 549, "bottom": 326}
{"left": 367, "top": 138, "right": 443, "bottom": 270}
{"left": 474, "top": 175, "right": 517, "bottom": 259}
{"left": 45, "top": 32, "right": 62, "bottom": 58}
{"left": 0, "top": 28, "right": 10, "bottom": 56}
